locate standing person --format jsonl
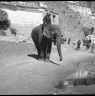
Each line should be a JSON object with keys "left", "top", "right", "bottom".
{"left": 91, "top": 31, "right": 95, "bottom": 53}
{"left": 77, "top": 40, "right": 81, "bottom": 50}
{"left": 64, "top": 37, "right": 67, "bottom": 44}
{"left": 92, "top": 29, "right": 95, "bottom": 38}
{"left": 85, "top": 35, "right": 91, "bottom": 50}
{"left": 91, "top": 27, "right": 94, "bottom": 34}
{"left": 83, "top": 39, "right": 86, "bottom": 46}
{"left": 68, "top": 37, "right": 71, "bottom": 45}
{"left": 91, "top": 38, "right": 95, "bottom": 53}
{"left": 53, "top": 14, "right": 56, "bottom": 24}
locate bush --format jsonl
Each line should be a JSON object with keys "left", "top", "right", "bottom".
{"left": 0, "top": 30, "right": 6, "bottom": 36}
{"left": 0, "top": 9, "right": 10, "bottom": 30}
{"left": 10, "top": 27, "right": 17, "bottom": 36}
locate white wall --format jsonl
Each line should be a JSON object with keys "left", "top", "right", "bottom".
{"left": 2, "top": 8, "right": 44, "bottom": 37}
{"left": 3, "top": 9, "right": 43, "bottom": 26}
{"left": 50, "top": 14, "right": 59, "bottom": 25}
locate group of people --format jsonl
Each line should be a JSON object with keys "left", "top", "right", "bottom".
{"left": 61, "top": 36, "right": 71, "bottom": 45}
{"left": 72, "top": 39, "right": 81, "bottom": 50}
{"left": 83, "top": 34, "right": 95, "bottom": 53}
{"left": 83, "top": 36, "right": 91, "bottom": 50}
{"left": 42, "top": 10, "right": 95, "bottom": 53}
{"left": 83, "top": 27, "right": 95, "bottom": 51}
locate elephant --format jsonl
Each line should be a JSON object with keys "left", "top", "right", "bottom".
{"left": 31, "top": 24, "right": 63, "bottom": 61}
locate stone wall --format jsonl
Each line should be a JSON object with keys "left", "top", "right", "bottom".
{"left": 46, "top": 1, "right": 84, "bottom": 42}
{"left": 45, "top": 1, "right": 95, "bottom": 43}
{"left": 0, "top": 1, "right": 95, "bottom": 43}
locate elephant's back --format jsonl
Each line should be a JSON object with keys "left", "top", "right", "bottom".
{"left": 31, "top": 24, "right": 42, "bottom": 38}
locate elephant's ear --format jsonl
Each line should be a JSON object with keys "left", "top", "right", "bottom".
{"left": 43, "top": 27, "right": 51, "bottom": 38}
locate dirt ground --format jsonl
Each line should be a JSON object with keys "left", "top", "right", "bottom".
{"left": 0, "top": 41, "right": 95, "bottom": 94}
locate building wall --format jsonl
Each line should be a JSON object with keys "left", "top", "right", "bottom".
{"left": 46, "top": 1, "right": 84, "bottom": 42}
{"left": 50, "top": 13, "right": 59, "bottom": 25}
{"left": 45, "top": 1, "right": 95, "bottom": 43}
{"left": 68, "top": 3, "right": 92, "bottom": 15}
{"left": 1, "top": 8, "right": 45, "bottom": 38}
{"left": 0, "top": 2, "right": 59, "bottom": 38}
{"left": 4, "top": 9, "right": 43, "bottom": 26}
{"left": 91, "top": 1, "right": 95, "bottom": 14}
{"left": 0, "top": 1, "right": 93, "bottom": 43}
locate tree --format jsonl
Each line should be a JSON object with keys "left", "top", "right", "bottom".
{"left": 0, "top": 9, "right": 10, "bottom": 30}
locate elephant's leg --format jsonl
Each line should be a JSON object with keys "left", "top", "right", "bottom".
{"left": 33, "top": 40, "right": 41, "bottom": 58}
{"left": 42, "top": 45, "right": 47, "bottom": 60}
{"left": 40, "top": 36, "right": 47, "bottom": 60}
{"left": 42, "top": 37, "right": 51, "bottom": 61}
{"left": 33, "top": 40, "right": 45, "bottom": 59}
{"left": 45, "top": 40, "right": 52, "bottom": 61}
{"left": 42, "top": 41, "right": 47, "bottom": 60}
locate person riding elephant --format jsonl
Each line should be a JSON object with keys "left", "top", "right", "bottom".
{"left": 42, "top": 12, "right": 51, "bottom": 34}
{"left": 31, "top": 24, "right": 63, "bottom": 62}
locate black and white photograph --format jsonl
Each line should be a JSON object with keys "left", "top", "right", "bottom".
{"left": 0, "top": 1, "right": 95, "bottom": 95}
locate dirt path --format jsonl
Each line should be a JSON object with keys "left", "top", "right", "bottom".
{"left": 0, "top": 42, "right": 95, "bottom": 94}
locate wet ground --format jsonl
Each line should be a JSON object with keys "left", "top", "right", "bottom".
{"left": 52, "top": 59, "right": 95, "bottom": 94}
{"left": 0, "top": 41, "right": 95, "bottom": 94}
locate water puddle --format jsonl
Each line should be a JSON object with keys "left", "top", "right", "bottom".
{"left": 53, "top": 59, "right": 95, "bottom": 94}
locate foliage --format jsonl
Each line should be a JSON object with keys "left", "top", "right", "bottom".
{"left": 0, "top": 9, "right": 10, "bottom": 30}
{"left": 10, "top": 27, "right": 17, "bottom": 36}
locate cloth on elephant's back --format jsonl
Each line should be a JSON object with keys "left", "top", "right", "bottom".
{"left": 43, "top": 26, "right": 50, "bottom": 38}
{"left": 43, "top": 24, "right": 61, "bottom": 39}
{"left": 48, "top": 24, "right": 62, "bottom": 36}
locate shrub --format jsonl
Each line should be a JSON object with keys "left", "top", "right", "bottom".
{"left": 10, "top": 27, "right": 17, "bottom": 36}
{"left": 0, "top": 9, "right": 10, "bottom": 30}
{"left": 0, "top": 30, "right": 6, "bottom": 36}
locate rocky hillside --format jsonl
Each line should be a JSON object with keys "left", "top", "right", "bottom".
{"left": 46, "top": 1, "right": 95, "bottom": 42}
{"left": 0, "top": 1, "right": 95, "bottom": 43}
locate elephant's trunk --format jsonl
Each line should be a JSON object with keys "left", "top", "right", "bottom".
{"left": 56, "top": 37, "right": 62, "bottom": 61}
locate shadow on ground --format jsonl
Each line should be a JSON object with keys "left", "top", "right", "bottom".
{"left": 27, "top": 54, "right": 39, "bottom": 60}
{"left": 27, "top": 54, "right": 60, "bottom": 66}
{"left": 50, "top": 61, "right": 60, "bottom": 66}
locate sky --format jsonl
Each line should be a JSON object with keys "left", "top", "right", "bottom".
{"left": 3, "top": 9, "right": 43, "bottom": 26}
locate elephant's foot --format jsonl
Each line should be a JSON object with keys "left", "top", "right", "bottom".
{"left": 45, "top": 59, "right": 51, "bottom": 63}
{"left": 59, "top": 56, "right": 62, "bottom": 61}
{"left": 46, "top": 53, "right": 50, "bottom": 59}
{"left": 60, "top": 58, "right": 62, "bottom": 61}
{"left": 44, "top": 53, "right": 51, "bottom": 63}
{"left": 39, "top": 57, "right": 44, "bottom": 61}
{"left": 40, "top": 52, "right": 44, "bottom": 58}
{"left": 38, "top": 52, "right": 44, "bottom": 59}
{"left": 38, "top": 54, "right": 44, "bottom": 61}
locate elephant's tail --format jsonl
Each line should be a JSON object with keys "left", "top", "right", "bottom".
{"left": 34, "top": 46, "right": 36, "bottom": 51}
